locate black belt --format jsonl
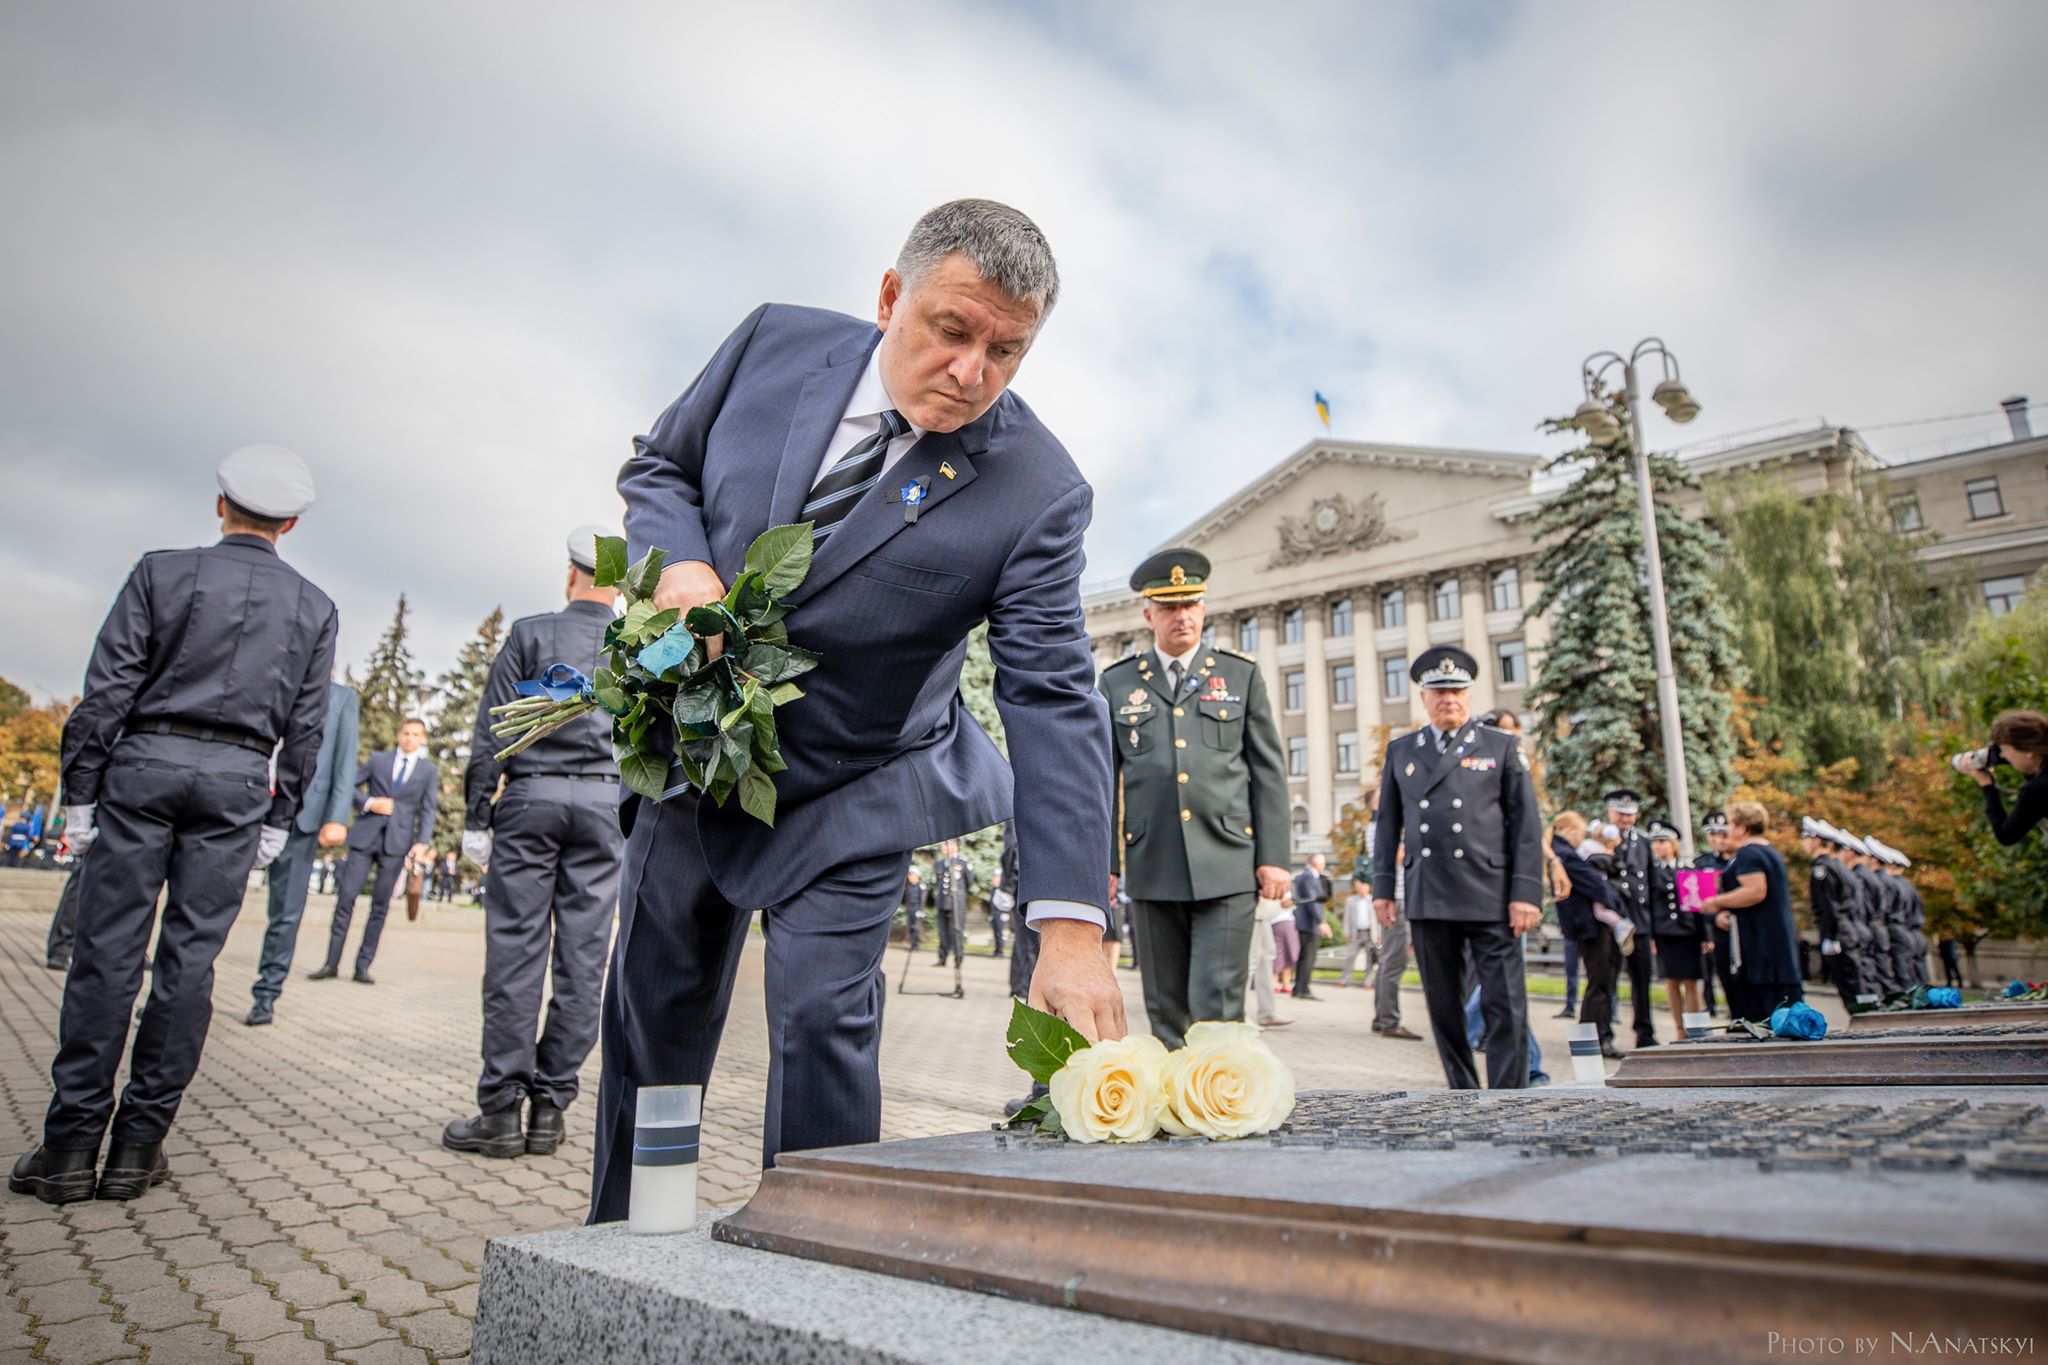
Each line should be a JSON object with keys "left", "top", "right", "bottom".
{"left": 508, "top": 771, "right": 618, "bottom": 783}
{"left": 141, "top": 720, "right": 273, "bottom": 755}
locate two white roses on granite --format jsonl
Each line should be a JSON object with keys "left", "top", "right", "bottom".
{"left": 1050, "top": 1022, "right": 1296, "bottom": 1144}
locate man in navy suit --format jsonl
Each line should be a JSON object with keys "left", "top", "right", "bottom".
{"left": 312, "top": 716, "right": 438, "bottom": 985}
{"left": 246, "top": 680, "right": 359, "bottom": 1023}
{"left": 593, "top": 200, "right": 1116, "bottom": 1218}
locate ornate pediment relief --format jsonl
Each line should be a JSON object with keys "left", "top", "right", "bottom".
{"left": 1267, "top": 493, "right": 1415, "bottom": 569}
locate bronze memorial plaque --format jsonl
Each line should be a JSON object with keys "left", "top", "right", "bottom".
{"left": 715, "top": 1086, "right": 2048, "bottom": 1364}
{"left": 1609, "top": 1022, "right": 2048, "bottom": 1087}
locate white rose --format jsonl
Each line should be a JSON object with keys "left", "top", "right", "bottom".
{"left": 1158, "top": 1020, "right": 1296, "bottom": 1139}
{"left": 1047, "top": 1035, "right": 1171, "bottom": 1144}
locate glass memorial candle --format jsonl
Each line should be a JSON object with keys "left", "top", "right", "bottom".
{"left": 1567, "top": 1022, "right": 1607, "bottom": 1086}
{"left": 1683, "top": 1010, "right": 1712, "bottom": 1040}
{"left": 629, "top": 1084, "right": 701, "bottom": 1235}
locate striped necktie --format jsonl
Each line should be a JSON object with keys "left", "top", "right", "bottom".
{"left": 803, "top": 410, "right": 910, "bottom": 541}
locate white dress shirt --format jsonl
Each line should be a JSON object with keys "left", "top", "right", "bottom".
{"left": 811, "top": 347, "right": 926, "bottom": 490}
{"left": 1154, "top": 644, "right": 1200, "bottom": 691}
{"left": 392, "top": 749, "right": 418, "bottom": 788}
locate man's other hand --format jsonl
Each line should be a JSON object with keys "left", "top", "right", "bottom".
{"left": 1508, "top": 901, "right": 1540, "bottom": 937}
{"left": 408, "top": 843, "right": 431, "bottom": 866}
{"left": 655, "top": 560, "right": 729, "bottom": 660}
{"left": 1255, "top": 864, "right": 1289, "bottom": 900}
{"left": 1107, "top": 873, "right": 1119, "bottom": 904}
{"left": 364, "top": 796, "right": 395, "bottom": 816}
{"left": 317, "top": 821, "right": 348, "bottom": 848}
{"left": 1029, "top": 919, "right": 1127, "bottom": 1044}
{"left": 1374, "top": 897, "right": 1398, "bottom": 928}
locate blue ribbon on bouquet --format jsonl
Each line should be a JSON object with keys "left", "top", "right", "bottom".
{"left": 1768, "top": 1001, "right": 1829, "bottom": 1041}
{"left": 513, "top": 664, "right": 595, "bottom": 703}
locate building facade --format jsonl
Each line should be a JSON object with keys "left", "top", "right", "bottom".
{"left": 1084, "top": 408, "right": 2048, "bottom": 852}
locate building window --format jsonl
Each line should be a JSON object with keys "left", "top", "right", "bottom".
{"left": 1489, "top": 566, "right": 1521, "bottom": 612}
{"left": 1336, "top": 730, "right": 1359, "bottom": 774}
{"left": 1432, "top": 577, "right": 1461, "bottom": 621}
{"left": 1966, "top": 476, "right": 2006, "bottom": 521}
{"left": 1283, "top": 608, "right": 1304, "bottom": 645}
{"left": 1291, "top": 805, "right": 1311, "bottom": 840}
{"left": 1889, "top": 494, "right": 1924, "bottom": 532}
{"left": 1496, "top": 639, "right": 1527, "bottom": 686}
{"left": 1982, "top": 575, "right": 2027, "bottom": 615}
{"left": 1328, "top": 597, "right": 1353, "bottom": 637}
{"left": 1237, "top": 616, "right": 1259, "bottom": 653}
{"left": 1200, "top": 624, "right": 1215, "bottom": 649}
{"left": 1331, "top": 663, "right": 1356, "bottom": 707}
{"left": 1284, "top": 671, "right": 1306, "bottom": 712}
{"left": 1382, "top": 655, "right": 1408, "bottom": 701}
{"left": 1378, "top": 589, "right": 1405, "bottom": 630}
{"left": 1287, "top": 736, "right": 1309, "bottom": 778}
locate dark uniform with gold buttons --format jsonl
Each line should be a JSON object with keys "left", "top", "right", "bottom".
{"left": 1369, "top": 646, "right": 1542, "bottom": 1090}
{"left": 1103, "top": 549, "right": 1287, "bottom": 1051}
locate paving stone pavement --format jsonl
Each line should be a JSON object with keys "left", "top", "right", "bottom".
{"left": 0, "top": 867, "right": 1770, "bottom": 1362}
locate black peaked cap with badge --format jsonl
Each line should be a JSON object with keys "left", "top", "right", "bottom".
{"left": 1411, "top": 646, "right": 1478, "bottom": 691}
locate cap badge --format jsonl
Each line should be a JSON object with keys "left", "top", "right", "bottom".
{"left": 1170, "top": 564, "right": 1186, "bottom": 586}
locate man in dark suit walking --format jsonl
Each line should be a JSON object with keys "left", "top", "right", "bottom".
{"left": 593, "top": 199, "right": 1116, "bottom": 1217}
{"left": 931, "top": 841, "right": 975, "bottom": 967}
{"left": 1370, "top": 647, "right": 1543, "bottom": 1090}
{"left": 312, "top": 717, "right": 437, "bottom": 984}
{"left": 246, "top": 680, "right": 358, "bottom": 1024}
{"left": 1291, "top": 854, "right": 1332, "bottom": 1001}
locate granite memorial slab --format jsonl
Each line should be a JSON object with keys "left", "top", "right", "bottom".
{"left": 1847, "top": 1000, "right": 2048, "bottom": 1031}
{"left": 467, "top": 1086, "right": 2048, "bottom": 1365}
{"left": 1608, "top": 1022, "right": 2048, "bottom": 1087}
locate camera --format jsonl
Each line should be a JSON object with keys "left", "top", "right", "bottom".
{"left": 1950, "top": 743, "right": 2006, "bottom": 775}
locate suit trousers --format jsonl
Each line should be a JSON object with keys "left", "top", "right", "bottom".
{"left": 1292, "top": 916, "right": 1322, "bottom": 998}
{"left": 1411, "top": 917, "right": 1528, "bottom": 1090}
{"left": 1374, "top": 906, "right": 1411, "bottom": 1031}
{"left": 325, "top": 846, "right": 405, "bottom": 973}
{"left": 934, "top": 900, "right": 966, "bottom": 965}
{"left": 1246, "top": 915, "right": 1278, "bottom": 1023}
{"left": 45, "top": 862, "right": 85, "bottom": 966}
{"left": 44, "top": 733, "right": 270, "bottom": 1150}
{"left": 1132, "top": 894, "right": 1256, "bottom": 1052}
{"left": 590, "top": 794, "right": 908, "bottom": 1222}
{"left": 476, "top": 778, "right": 624, "bottom": 1114}
{"left": 1623, "top": 932, "right": 1659, "bottom": 1045}
{"left": 987, "top": 902, "right": 1007, "bottom": 956}
{"left": 252, "top": 827, "right": 318, "bottom": 1003}
{"left": 1576, "top": 930, "right": 1620, "bottom": 1046}
{"left": 904, "top": 902, "right": 923, "bottom": 951}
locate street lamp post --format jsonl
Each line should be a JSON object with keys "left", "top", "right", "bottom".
{"left": 1575, "top": 339, "right": 1702, "bottom": 860}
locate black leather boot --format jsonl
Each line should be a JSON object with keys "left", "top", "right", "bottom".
{"left": 306, "top": 964, "right": 338, "bottom": 980}
{"left": 526, "top": 1099, "right": 565, "bottom": 1156}
{"left": 1003, "top": 1082, "right": 1051, "bottom": 1118}
{"left": 96, "top": 1142, "right": 169, "bottom": 1201}
{"left": 8, "top": 1147, "right": 99, "bottom": 1205}
{"left": 442, "top": 1107, "right": 526, "bottom": 1159}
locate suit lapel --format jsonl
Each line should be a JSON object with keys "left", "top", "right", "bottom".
{"left": 786, "top": 432, "right": 982, "bottom": 604}
{"left": 768, "top": 333, "right": 879, "bottom": 532}
{"left": 1419, "top": 726, "right": 1475, "bottom": 796}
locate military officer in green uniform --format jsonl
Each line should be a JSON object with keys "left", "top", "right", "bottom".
{"left": 1103, "top": 548, "right": 1289, "bottom": 1050}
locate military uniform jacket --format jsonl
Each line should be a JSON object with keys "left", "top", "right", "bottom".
{"left": 466, "top": 599, "right": 618, "bottom": 828}
{"left": 1103, "top": 647, "right": 1287, "bottom": 902}
{"left": 1648, "top": 861, "right": 1704, "bottom": 942}
{"left": 1809, "top": 854, "right": 1860, "bottom": 948}
{"left": 1369, "top": 723, "right": 1542, "bottom": 923}
{"left": 933, "top": 855, "right": 974, "bottom": 913}
{"left": 1612, "top": 827, "right": 1653, "bottom": 930}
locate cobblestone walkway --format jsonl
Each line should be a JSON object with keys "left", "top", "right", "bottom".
{"left": 0, "top": 868, "right": 1634, "bottom": 1361}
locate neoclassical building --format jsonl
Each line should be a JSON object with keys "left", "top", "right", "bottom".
{"left": 1084, "top": 406, "right": 2048, "bottom": 852}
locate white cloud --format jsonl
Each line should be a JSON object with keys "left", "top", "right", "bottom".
{"left": 2, "top": 0, "right": 2043, "bottom": 698}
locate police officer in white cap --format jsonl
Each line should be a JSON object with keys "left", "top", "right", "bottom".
{"left": 443, "top": 526, "right": 625, "bottom": 1159}
{"left": 11, "top": 446, "right": 337, "bottom": 1205}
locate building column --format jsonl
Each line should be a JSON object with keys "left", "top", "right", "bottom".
{"left": 1301, "top": 598, "right": 1333, "bottom": 842}
{"left": 1354, "top": 604, "right": 1383, "bottom": 771}
{"left": 1249, "top": 608, "right": 1282, "bottom": 723}
{"left": 1462, "top": 568, "right": 1498, "bottom": 716}
{"left": 1402, "top": 576, "right": 1431, "bottom": 724}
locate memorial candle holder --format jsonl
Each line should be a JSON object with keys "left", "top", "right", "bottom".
{"left": 1683, "top": 1010, "right": 1711, "bottom": 1040}
{"left": 629, "top": 1084, "right": 701, "bottom": 1235}
{"left": 1566, "top": 1023, "right": 1606, "bottom": 1086}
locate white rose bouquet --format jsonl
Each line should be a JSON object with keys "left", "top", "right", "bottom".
{"left": 1004, "top": 1002, "right": 1295, "bottom": 1143}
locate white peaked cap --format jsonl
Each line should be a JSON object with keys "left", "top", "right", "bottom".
{"left": 567, "top": 525, "right": 614, "bottom": 572}
{"left": 216, "top": 444, "right": 316, "bottom": 518}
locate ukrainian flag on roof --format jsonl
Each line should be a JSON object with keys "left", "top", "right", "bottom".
{"left": 1313, "top": 392, "right": 1331, "bottom": 430}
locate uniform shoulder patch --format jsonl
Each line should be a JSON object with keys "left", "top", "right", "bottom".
{"left": 1214, "top": 646, "right": 1256, "bottom": 664}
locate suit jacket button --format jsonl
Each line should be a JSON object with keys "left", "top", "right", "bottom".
{"left": 1219, "top": 708, "right": 1230, "bottom": 719}
{"left": 1453, "top": 799, "right": 1463, "bottom": 808}
{"left": 1244, "top": 825, "right": 1254, "bottom": 835}
{"left": 1174, "top": 738, "right": 1186, "bottom": 749}
{"left": 1453, "top": 823, "right": 1463, "bottom": 833}
{"left": 1454, "top": 849, "right": 1465, "bottom": 858}
{"left": 1420, "top": 800, "right": 1430, "bottom": 810}
{"left": 1177, "top": 773, "right": 1189, "bottom": 784}
{"left": 1181, "top": 809, "right": 1192, "bottom": 821}
{"left": 1422, "top": 848, "right": 1433, "bottom": 857}
{"left": 1174, "top": 707, "right": 1185, "bottom": 717}
{"left": 1420, "top": 823, "right": 1430, "bottom": 833}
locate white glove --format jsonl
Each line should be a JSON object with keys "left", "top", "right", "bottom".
{"left": 461, "top": 830, "right": 493, "bottom": 868}
{"left": 1821, "top": 938, "right": 1841, "bottom": 957}
{"left": 64, "top": 804, "right": 97, "bottom": 855}
{"left": 253, "top": 825, "right": 290, "bottom": 869}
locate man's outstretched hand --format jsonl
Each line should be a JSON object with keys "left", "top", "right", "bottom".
{"left": 1029, "top": 918, "right": 1126, "bottom": 1044}
{"left": 655, "top": 560, "right": 729, "bottom": 660}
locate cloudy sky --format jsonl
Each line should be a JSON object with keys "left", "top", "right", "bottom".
{"left": 3, "top": 1, "right": 2044, "bottom": 700}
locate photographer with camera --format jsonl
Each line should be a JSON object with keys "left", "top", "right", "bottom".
{"left": 1954, "top": 710, "right": 2048, "bottom": 845}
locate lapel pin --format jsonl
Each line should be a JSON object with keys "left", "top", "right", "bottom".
{"left": 939, "top": 461, "right": 957, "bottom": 481}
{"left": 884, "top": 476, "right": 933, "bottom": 524}
{"left": 1405, "top": 762, "right": 1415, "bottom": 777}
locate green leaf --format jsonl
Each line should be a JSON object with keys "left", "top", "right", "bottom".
{"left": 1005, "top": 999, "right": 1090, "bottom": 1085}
{"left": 594, "top": 687, "right": 631, "bottom": 716}
{"left": 740, "top": 642, "right": 820, "bottom": 684}
{"left": 593, "top": 536, "right": 629, "bottom": 588}
{"left": 744, "top": 523, "right": 814, "bottom": 598}
{"left": 684, "top": 603, "right": 742, "bottom": 642}
{"left": 719, "top": 723, "right": 755, "bottom": 777}
{"left": 671, "top": 742, "right": 707, "bottom": 792}
{"left": 625, "top": 546, "right": 666, "bottom": 601}
{"left": 724, "top": 570, "right": 770, "bottom": 620}
{"left": 1037, "top": 1103, "right": 1065, "bottom": 1138}
{"left": 1003, "top": 1094, "right": 1053, "bottom": 1130}
{"left": 673, "top": 685, "right": 722, "bottom": 734}
{"left": 767, "top": 682, "right": 805, "bottom": 706}
{"left": 736, "top": 765, "right": 777, "bottom": 826}
{"left": 746, "top": 617, "right": 790, "bottom": 647}
{"left": 618, "top": 749, "right": 669, "bottom": 800}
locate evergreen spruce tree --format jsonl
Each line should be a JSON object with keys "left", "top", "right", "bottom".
{"left": 425, "top": 607, "right": 505, "bottom": 852}
{"left": 952, "top": 623, "right": 1010, "bottom": 906}
{"left": 1525, "top": 393, "right": 1744, "bottom": 816}
{"left": 353, "top": 594, "right": 427, "bottom": 760}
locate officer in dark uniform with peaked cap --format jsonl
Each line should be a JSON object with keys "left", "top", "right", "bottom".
{"left": 444, "top": 525, "right": 625, "bottom": 1160}
{"left": 1370, "top": 646, "right": 1543, "bottom": 1089}
{"left": 12, "top": 446, "right": 338, "bottom": 1205}
{"left": 1604, "top": 787, "right": 1659, "bottom": 1048}
{"left": 1102, "top": 548, "right": 1288, "bottom": 1050}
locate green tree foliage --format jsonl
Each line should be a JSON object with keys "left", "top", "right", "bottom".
{"left": 350, "top": 594, "right": 427, "bottom": 760}
{"left": 0, "top": 677, "right": 31, "bottom": 726}
{"left": 426, "top": 607, "right": 504, "bottom": 851}
{"left": 1525, "top": 395, "right": 1745, "bottom": 816}
{"left": 950, "top": 622, "right": 1009, "bottom": 895}
{"left": 1941, "top": 582, "right": 2048, "bottom": 939}
{"left": 1714, "top": 479, "right": 1967, "bottom": 778}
